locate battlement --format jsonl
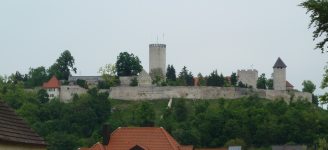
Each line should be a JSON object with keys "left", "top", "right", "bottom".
{"left": 149, "top": 44, "right": 166, "bottom": 48}
{"left": 237, "top": 69, "right": 258, "bottom": 72}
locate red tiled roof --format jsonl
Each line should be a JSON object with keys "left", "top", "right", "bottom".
{"left": 43, "top": 76, "right": 61, "bottom": 88}
{"left": 90, "top": 127, "right": 181, "bottom": 150}
{"left": 195, "top": 148, "right": 228, "bottom": 150}
{"left": 178, "top": 145, "right": 194, "bottom": 150}
{"left": 193, "top": 76, "right": 231, "bottom": 86}
{"left": 286, "top": 81, "right": 293, "bottom": 87}
{"left": 89, "top": 142, "right": 105, "bottom": 150}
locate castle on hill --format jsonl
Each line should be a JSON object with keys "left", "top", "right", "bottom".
{"left": 41, "top": 43, "right": 309, "bottom": 103}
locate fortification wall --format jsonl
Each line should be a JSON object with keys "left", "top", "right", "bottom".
{"left": 108, "top": 86, "right": 312, "bottom": 103}
{"left": 60, "top": 85, "right": 87, "bottom": 103}
{"left": 119, "top": 76, "right": 137, "bottom": 86}
{"left": 149, "top": 44, "right": 166, "bottom": 78}
{"left": 237, "top": 69, "right": 258, "bottom": 88}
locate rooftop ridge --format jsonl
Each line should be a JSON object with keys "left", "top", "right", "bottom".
{"left": 161, "top": 127, "right": 176, "bottom": 150}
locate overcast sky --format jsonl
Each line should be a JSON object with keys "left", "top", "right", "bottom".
{"left": 1, "top": 1, "right": 327, "bottom": 106}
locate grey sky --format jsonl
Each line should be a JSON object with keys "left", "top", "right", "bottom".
{"left": 1, "top": 1, "right": 327, "bottom": 106}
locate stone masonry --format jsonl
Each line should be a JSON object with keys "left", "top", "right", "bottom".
{"left": 237, "top": 69, "right": 258, "bottom": 88}
{"left": 149, "top": 44, "right": 166, "bottom": 79}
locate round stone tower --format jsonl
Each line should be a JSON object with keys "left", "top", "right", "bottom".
{"left": 149, "top": 44, "right": 166, "bottom": 78}
{"left": 273, "top": 57, "right": 287, "bottom": 90}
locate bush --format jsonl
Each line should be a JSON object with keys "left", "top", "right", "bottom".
{"left": 98, "top": 81, "right": 111, "bottom": 89}
{"left": 130, "top": 78, "right": 138, "bottom": 86}
{"left": 224, "top": 138, "right": 246, "bottom": 150}
{"left": 76, "top": 79, "right": 86, "bottom": 87}
{"left": 61, "top": 80, "right": 70, "bottom": 85}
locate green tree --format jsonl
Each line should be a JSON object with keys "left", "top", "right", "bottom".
{"left": 46, "top": 132, "right": 82, "bottom": 150}
{"left": 187, "top": 71, "right": 195, "bottom": 86}
{"left": 25, "top": 66, "right": 50, "bottom": 88}
{"left": 49, "top": 50, "right": 77, "bottom": 80}
{"left": 116, "top": 52, "right": 143, "bottom": 76}
{"left": 299, "top": 0, "right": 328, "bottom": 53}
{"left": 38, "top": 88, "right": 49, "bottom": 104}
{"left": 76, "top": 79, "right": 86, "bottom": 87}
{"left": 175, "top": 99, "right": 188, "bottom": 122}
{"left": 318, "top": 138, "right": 328, "bottom": 150}
{"left": 302, "top": 80, "right": 318, "bottom": 105}
{"left": 15, "top": 102, "right": 40, "bottom": 125}
{"left": 167, "top": 64, "right": 177, "bottom": 81}
{"left": 230, "top": 72, "right": 237, "bottom": 86}
{"left": 302, "top": 80, "right": 316, "bottom": 93}
{"left": 197, "top": 73, "right": 206, "bottom": 86}
{"left": 256, "top": 73, "right": 267, "bottom": 89}
{"left": 266, "top": 73, "right": 274, "bottom": 89}
{"left": 130, "top": 78, "right": 138, "bottom": 86}
{"left": 178, "top": 66, "right": 189, "bottom": 86}
{"left": 136, "top": 101, "right": 155, "bottom": 126}
{"left": 98, "top": 63, "right": 118, "bottom": 86}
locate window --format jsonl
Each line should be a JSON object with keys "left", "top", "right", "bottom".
{"left": 142, "top": 74, "right": 145, "bottom": 76}
{"left": 50, "top": 94, "right": 54, "bottom": 97}
{"left": 146, "top": 80, "right": 149, "bottom": 82}
{"left": 139, "top": 80, "right": 142, "bottom": 83}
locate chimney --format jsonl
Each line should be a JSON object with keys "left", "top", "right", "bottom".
{"left": 103, "top": 123, "right": 110, "bottom": 146}
{"left": 150, "top": 122, "right": 155, "bottom": 127}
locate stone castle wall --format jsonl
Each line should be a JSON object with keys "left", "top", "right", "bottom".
{"left": 107, "top": 86, "right": 312, "bottom": 103}
{"left": 60, "top": 85, "right": 88, "bottom": 103}
{"left": 237, "top": 69, "right": 258, "bottom": 88}
{"left": 55, "top": 86, "right": 311, "bottom": 104}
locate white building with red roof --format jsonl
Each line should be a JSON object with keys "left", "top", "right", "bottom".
{"left": 42, "top": 76, "right": 61, "bottom": 99}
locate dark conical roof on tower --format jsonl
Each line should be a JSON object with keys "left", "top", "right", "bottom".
{"left": 273, "top": 57, "right": 287, "bottom": 68}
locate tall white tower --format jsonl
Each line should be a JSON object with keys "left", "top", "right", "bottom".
{"left": 273, "top": 57, "right": 287, "bottom": 90}
{"left": 149, "top": 44, "right": 166, "bottom": 78}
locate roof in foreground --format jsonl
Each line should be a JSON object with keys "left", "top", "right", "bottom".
{"left": 273, "top": 57, "right": 287, "bottom": 68}
{"left": 43, "top": 76, "right": 61, "bottom": 88}
{"left": 89, "top": 127, "right": 181, "bottom": 150}
{"left": 0, "top": 98, "right": 49, "bottom": 146}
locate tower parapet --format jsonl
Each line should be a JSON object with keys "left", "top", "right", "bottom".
{"left": 149, "top": 44, "right": 166, "bottom": 48}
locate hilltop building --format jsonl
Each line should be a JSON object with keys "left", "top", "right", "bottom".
{"left": 149, "top": 44, "right": 166, "bottom": 79}
{"left": 0, "top": 98, "right": 50, "bottom": 150}
{"left": 43, "top": 76, "right": 61, "bottom": 100}
{"left": 273, "top": 57, "right": 287, "bottom": 90}
{"left": 39, "top": 43, "right": 309, "bottom": 103}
